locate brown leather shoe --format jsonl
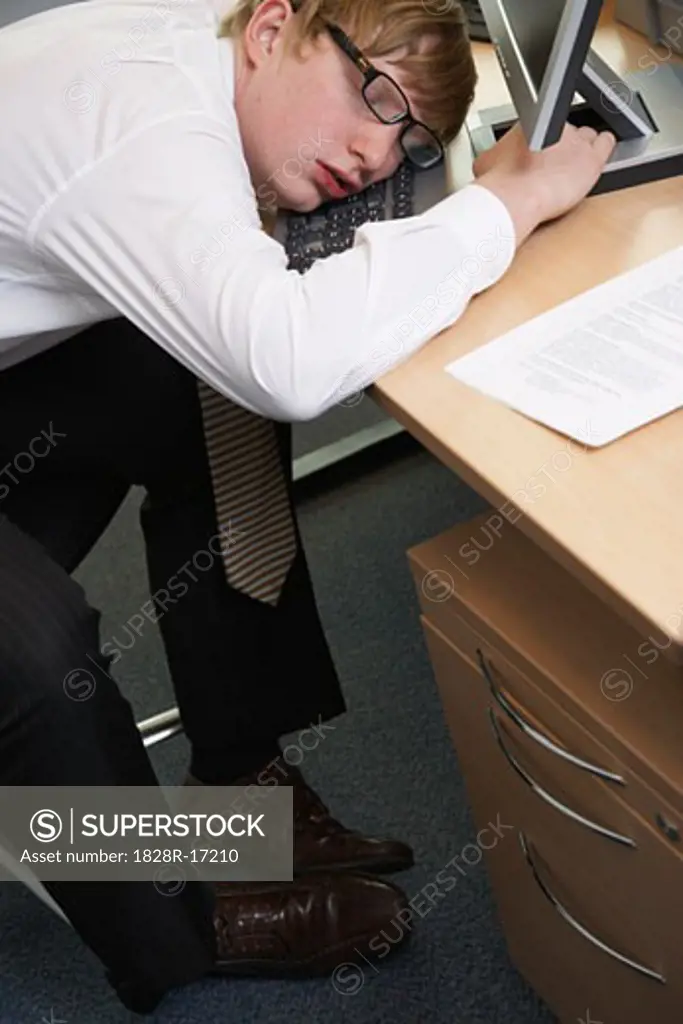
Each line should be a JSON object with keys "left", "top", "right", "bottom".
{"left": 209, "top": 871, "right": 410, "bottom": 977}
{"left": 184, "top": 763, "right": 414, "bottom": 875}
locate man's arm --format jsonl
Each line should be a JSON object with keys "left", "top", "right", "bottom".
{"left": 30, "top": 114, "right": 614, "bottom": 422}
{"left": 29, "top": 112, "right": 517, "bottom": 421}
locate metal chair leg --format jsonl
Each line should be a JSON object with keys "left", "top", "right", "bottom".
{"left": 137, "top": 706, "right": 183, "bottom": 748}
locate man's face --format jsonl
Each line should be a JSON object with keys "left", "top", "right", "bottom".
{"left": 233, "top": 0, "right": 425, "bottom": 212}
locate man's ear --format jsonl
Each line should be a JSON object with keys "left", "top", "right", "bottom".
{"left": 242, "top": 0, "right": 294, "bottom": 67}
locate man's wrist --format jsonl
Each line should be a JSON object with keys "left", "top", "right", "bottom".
{"left": 474, "top": 170, "right": 544, "bottom": 245}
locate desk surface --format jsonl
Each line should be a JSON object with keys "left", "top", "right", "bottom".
{"left": 372, "top": 2, "right": 683, "bottom": 658}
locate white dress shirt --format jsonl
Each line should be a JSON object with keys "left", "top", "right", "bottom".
{"left": 0, "top": 0, "right": 517, "bottom": 420}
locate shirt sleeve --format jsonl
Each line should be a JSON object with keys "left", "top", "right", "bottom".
{"left": 30, "top": 112, "right": 517, "bottom": 421}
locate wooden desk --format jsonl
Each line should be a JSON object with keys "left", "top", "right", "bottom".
{"left": 371, "top": 6, "right": 683, "bottom": 1023}
{"left": 373, "top": 3, "right": 683, "bottom": 655}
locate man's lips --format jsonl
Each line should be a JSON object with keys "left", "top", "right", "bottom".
{"left": 316, "top": 161, "right": 357, "bottom": 199}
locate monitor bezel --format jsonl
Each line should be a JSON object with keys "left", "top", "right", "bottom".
{"left": 478, "top": 0, "right": 605, "bottom": 150}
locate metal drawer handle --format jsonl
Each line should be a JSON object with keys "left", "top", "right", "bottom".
{"left": 489, "top": 710, "right": 636, "bottom": 848}
{"left": 519, "top": 831, "right": 666, "bottom": 983}
{"left": 476, "top": 648, "right": 625, "bottom": 786}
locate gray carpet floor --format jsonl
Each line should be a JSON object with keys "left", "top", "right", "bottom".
{"left": 0, "top": 410, "right": 556, "bottom": 1024}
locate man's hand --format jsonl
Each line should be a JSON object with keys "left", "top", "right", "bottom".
{"left": 473, "top": 122, "right": 618, "bottom": 244}
{"left": 471, "top": 121, "right": 530, "bottom": 179}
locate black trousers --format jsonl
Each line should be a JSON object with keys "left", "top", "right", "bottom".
{"left": 0, "top": 318, "right": 345, "bottom": 1012}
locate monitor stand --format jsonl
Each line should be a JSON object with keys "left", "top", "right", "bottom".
{"left": 466, "top": 51, "right": 683, "bottom": 195}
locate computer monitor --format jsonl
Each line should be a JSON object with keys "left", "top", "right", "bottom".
{"left": 478, "top": 0, "right": 654, "bottom": 149}
{"left": 468, "top": 0, "right": 683, "bottom": 194}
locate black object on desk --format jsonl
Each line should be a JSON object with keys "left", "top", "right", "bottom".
{"left": 283, "top": 161, "right": 416, "bottom": 273}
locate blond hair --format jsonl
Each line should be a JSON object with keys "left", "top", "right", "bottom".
{"left": 219, "top": 0, "right": 477, "bottom": 146}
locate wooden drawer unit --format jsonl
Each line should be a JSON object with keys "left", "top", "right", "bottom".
{"left": 430, "top": 606, "right": 683, "bottom": 865}
{"left": 423, "top": 615, "right": 683, "bottom": 1024}
{"left": 408, "top": 512, "right": 683, "bottom": 839}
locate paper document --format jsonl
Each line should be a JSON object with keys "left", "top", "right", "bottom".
{"left": 445, "top": 244, "right": 683, "bottom": 447}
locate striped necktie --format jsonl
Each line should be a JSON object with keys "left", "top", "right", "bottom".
{"left": 195, "top": 207, "right": 302, "bottom": 607}
{"left": 196, "top": 380, "right": 297, "bottom": 607}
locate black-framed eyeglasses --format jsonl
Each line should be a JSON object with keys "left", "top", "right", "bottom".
{"left": 291, "top": 3, "right": 444, "bottom": 170}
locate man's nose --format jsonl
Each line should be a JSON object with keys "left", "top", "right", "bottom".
{"left": 350, "top": 122, "right": 402, "bottom": 179}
